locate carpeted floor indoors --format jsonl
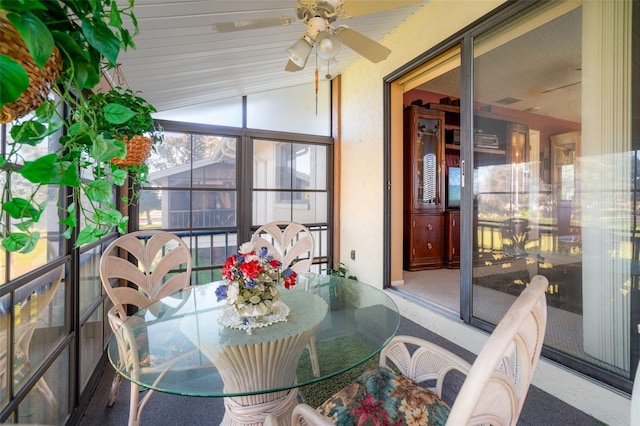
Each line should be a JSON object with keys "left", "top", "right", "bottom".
{"left": 79, "top": 315, "right": 603, "bottom": 425}
{"left": 397, "top": 267, "right": 626, "bottom": 377}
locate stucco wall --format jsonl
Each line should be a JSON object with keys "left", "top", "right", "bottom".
{"left": 338, "top": 0, "right": 504, "bottom": 287}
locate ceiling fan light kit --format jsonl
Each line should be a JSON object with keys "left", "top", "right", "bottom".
{"left": 316, "top": 31, "right": 341, "bottom": 60}
{"left": 286, "top": 35, "right": 314, "bottom": 67}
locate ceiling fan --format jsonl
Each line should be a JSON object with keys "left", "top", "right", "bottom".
{"left": 212, "top": 0, "right": 422, "bottom": 73}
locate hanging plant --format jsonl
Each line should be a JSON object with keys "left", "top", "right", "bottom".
{"left": 0, "top": 0, "right": 138, "bottom": 116}
{"left": 3, "top": 86, "right": 163, "bottom": 253}
{"left": 0, "top": 1, "right": 155, "bottom": 253}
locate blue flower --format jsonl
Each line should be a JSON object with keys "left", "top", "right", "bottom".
{"left": 215, "top": 285, "right": 228, "bottom": 302}
{"left": 258, "top": 246, "right": 268, "bottom": 257}
{"left": 245, "top": 279, "right": 257, "bottom": 289}
{"left": 283, "top": 268, "right": 294, "bottom": 278}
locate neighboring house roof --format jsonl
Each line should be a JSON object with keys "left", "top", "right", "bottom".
{"left": 148, "top": 139, "right": 236, "bottom": 185}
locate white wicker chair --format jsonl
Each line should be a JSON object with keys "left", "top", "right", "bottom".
{"left": 99, "top": 231, "right": 192, "bottom": 426}
{"left": 267, "top": 274, "right": 548, "bottom": 426}
{"left": 251, "top": 221, "right": 320, "bottom": 377}
{"left": 251, "top": 221, "right": 315, "bottom": 274}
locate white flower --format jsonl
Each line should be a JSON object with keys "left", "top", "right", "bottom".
{"left": 238, "top": 241, "right": 255, "bottom": 255}
{"left": 227, "top": 282, "right": 240, "bottom": 303}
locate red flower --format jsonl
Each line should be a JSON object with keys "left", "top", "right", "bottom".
{"left": 351, "top": 393, "right": 398, "bottom": 426}
{"left": 221, "top": 255, "right": 237, "bottom": 279}
{"left": 239, "top": 259, "right": 262, "bottom": 278}
{"left": 269, "top": 259, "right": 281, "bottom": 268}
{"left": 283, "top": 271, "right": 297, "bottom": 289}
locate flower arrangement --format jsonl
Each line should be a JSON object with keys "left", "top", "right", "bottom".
{"left": 215, "top": 242, "right": 297, "bottom": 317}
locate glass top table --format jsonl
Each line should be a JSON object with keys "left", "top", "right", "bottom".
{"left": 107, "top": 275, "right": 400, "bottom": 425}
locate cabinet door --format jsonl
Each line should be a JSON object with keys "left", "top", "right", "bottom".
{"left": 409, "top": 213, "right": 444, "bottom": 269}
{"left": 446, "top": 210, "right": 460, "bottom": 268}
{"left": 405, "top": 107, "right": 445, "bottom": 212}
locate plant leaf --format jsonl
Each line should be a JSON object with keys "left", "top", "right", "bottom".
{"left": 104, "top": 103, "right": 136, "bottom": 124}
{"left": 6, "top": 12, "right": 54, "bottom": 69}
{"left": 75, "top": 225, "right": 108, "bottom": 248}
{"left": 60, "top": 203, "right": 77, "bottom": 239}
{"left": 51, "top": 31, "right": 93, "bottom": 90}
{"left": 112, "top": 168, "right": 128, "bottom": 186}
{"left": 19, "top": 154, "right": 58, "bottom": 183}
{"left": 14, "top": 219, "right": 35, "bottom": 232}
{"left": 0, "top": 55, "right": 30, "bottom": 107}
{"left": 2, "top": 231, "right": 40, "bottom": 254}
{"left": 59, "top": 204, "right": 77, "bottom": 227}
{"left": 92, "top": 135, "right": 125, "bottom": 162}
{"left": 2, "top": 198, "right": 41, "bottom": 220}
{"left": 85, "top": 179, "right": 113, "bottom": 204}
{"left": 117, "top": 216, "right": 129, "bottom": 234}
{"left": 58, "top": 158, "right": 81, "bottom": 187}
{"left": 109, "top": 3, "right": 123, "bottom": 28}
{"left": 82, "top": 18, "right": 121, "bottom": 66}
{"left": 9, "top": 120, "right": 48, "bottom": 146}
{"left": 93, "top": 207, "right": 122, "bottom": 226}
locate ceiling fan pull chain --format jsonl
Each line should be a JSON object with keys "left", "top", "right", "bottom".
{"left": 315, "top": 64, "right": 319, "bottom": 116}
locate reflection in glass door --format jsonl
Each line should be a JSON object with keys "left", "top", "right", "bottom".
{"left": 472, "top": 1, "right": 637, "bottom": 389}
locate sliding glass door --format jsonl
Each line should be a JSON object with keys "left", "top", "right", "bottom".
{"left": 390, "top": 0, "right": 638, "bottom": 392}
{"left": 471, "top": 1, "right": 636, "bottom": 388}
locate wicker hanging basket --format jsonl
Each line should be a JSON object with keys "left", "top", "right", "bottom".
{"left": 0, "top": 14, "right": 63, "bottom": 124}
{"left": 112, "top": 135, "right": 153, "bottom": 167}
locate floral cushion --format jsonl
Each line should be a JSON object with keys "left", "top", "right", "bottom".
{"left": 316, "top": 366, "right": 450, "bottom": 426}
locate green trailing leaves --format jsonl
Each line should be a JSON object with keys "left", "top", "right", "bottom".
{"left": 0, "top": 55, "right": 30, "bottom": 106}
{"left": 82, "top": 18, "right": 121, "bottom": 66}
{"left": 0, "top": 0, "right": 149, "bottom": 253}
{"left": 2, "top": 198, "right": 42, "bottom": 221}
{"left": 10, "top": 120, "right": 48, "bottom": 146}
{"left": 2, "top": 231, "right": 40, "bottom": 254}
{"left": 92, "top": 135, "right": 126, "bottom": 162}
{"left": 51, "top": 31, "right": 94, "bottom": 91}
{"left": 19, "top": 154, "right": 59, "bottom": 184}
{"left": 85, "top": 180, "right": 115, "bottom": 204}
{"left": 94, "top": 208, "right": 123, "bottom": 226}
{"left": 75, "top": 225, "right": 108, "bottom": 248}
{"left": 6, "top": 12, "right": 55, "bottom": 70}
{"left": 112, "top": 168, "right": 128, "bottom": 186}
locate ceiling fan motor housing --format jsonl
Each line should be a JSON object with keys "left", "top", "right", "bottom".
{"left": 306, "top": 16, "right": 329, "bottom": 39}
{"left": 296, "top": 0, "right": 341, "bottom": 23}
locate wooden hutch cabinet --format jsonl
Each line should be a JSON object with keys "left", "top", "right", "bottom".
{"left": 403, "top": 106, "right": 446, "bottom": 270}
{"left": 403, "top": 101, "right": 530, "bottom": 271}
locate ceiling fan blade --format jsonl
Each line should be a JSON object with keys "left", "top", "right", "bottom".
{"left": 336, "top": 26, "right": 391, "bottom": 63}
{"left": 341, "top": 0, "right": 422, "bottom": 18}
{"left": 213, "top": 16, "right": 295, "bottom": 32}
{"left": 285, "top": 60, "right": 304, "bottom": 72}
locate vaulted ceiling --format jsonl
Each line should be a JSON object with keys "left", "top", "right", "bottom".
{"left": 109, "top": 0, "right": 427, "bottom": 113}
{"left": 111, "top": 1, "right": 590, "bottom": 125}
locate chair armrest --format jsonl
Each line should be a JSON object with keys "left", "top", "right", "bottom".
{"left": 380, "top": 335, "right": 472, "bottom": 398}
{"left": 292, "top": 403, "right": 333, "bottom": 425}
{"left": 264, "top": 404, "right": 331, "bottom": 426}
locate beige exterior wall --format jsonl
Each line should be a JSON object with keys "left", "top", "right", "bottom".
{"left": 338, "top": 0, "right": 503, "bottom": 287}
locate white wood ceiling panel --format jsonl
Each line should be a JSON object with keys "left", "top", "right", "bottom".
{"left": 112, "top": 0, "right": 427, "bottom": 111}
